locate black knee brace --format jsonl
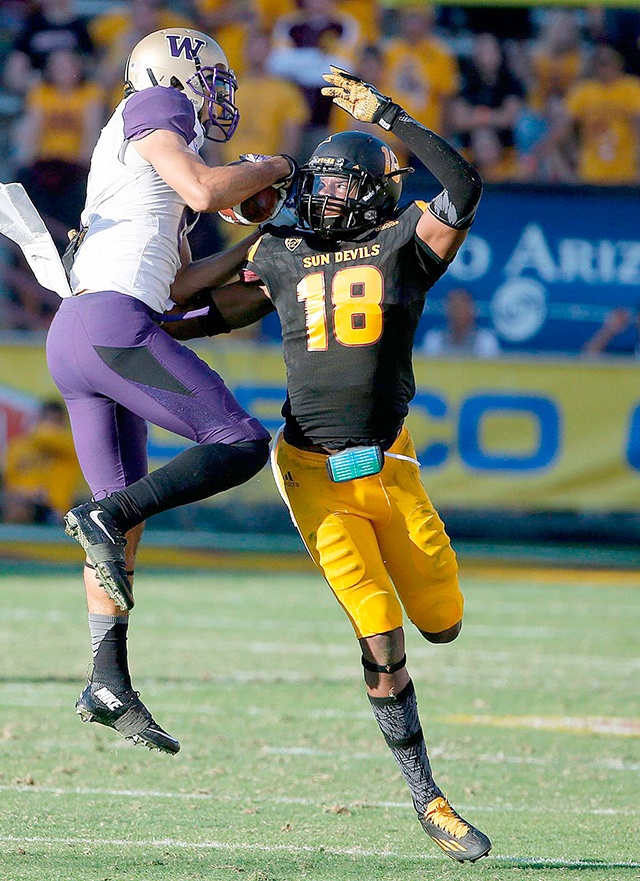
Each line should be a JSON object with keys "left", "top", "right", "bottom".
{"left": 361, "top": 654, "right": 407, "bottom": 674}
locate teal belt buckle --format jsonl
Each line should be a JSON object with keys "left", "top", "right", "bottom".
{"left": 326, "top": 445, "right": 384, "bottom": 482}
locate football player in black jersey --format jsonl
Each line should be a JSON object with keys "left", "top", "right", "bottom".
{"left": 169, "top": 68, "right": 491, "bottom": 863}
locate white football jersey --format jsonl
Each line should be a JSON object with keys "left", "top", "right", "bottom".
{"left": 69, "top": 87, "right": 204, "bottom": 313}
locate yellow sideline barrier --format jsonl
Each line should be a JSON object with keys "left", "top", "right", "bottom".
{"left": 1, "top": 341, "right": 639, "bottom": 512}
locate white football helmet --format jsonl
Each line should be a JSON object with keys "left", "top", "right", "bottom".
{"left": 124, "top": 28, "right": 239, "bottom": 141}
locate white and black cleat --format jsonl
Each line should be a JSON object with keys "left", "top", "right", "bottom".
{"left": 64, "top": 501, "right": 133, "bottom": 610}
{"left": 76, "top": 682, "right": 180, "bottom": 755}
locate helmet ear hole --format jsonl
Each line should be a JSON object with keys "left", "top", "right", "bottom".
{"left": 169, "top": 76, "right": 184, "bottom": 90}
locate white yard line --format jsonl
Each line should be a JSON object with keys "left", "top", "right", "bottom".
{"left": 0, "top": 834, "right": 638, "bottom": 869}
{"left": 0, "top": 833, "right": 447, "bottom": 860}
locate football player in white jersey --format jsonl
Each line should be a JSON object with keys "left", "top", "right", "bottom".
{"left": 46, "top": 29, "right": 294, "bottom": 754}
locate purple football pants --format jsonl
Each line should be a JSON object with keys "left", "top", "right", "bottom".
{"left": 46, "top": 291, "right": 268, "bottom": 497}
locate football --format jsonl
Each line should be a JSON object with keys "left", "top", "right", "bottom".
{"left": 218, "top": 185, "right": 281, "bottom": 225}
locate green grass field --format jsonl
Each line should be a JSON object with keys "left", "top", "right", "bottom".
{"left": 0, "top": 563, "right": 638, "bottom": 881}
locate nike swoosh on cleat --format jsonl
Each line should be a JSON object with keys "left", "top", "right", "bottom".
{"left": 89, "top": 509, "right": 117, "bottom": 543}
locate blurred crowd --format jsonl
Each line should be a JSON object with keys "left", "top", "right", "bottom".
{"left": 1, "top": 0, "right": 640, "bottom": 334}
{"left": 1, "top": 1, "right": 640, "bottom": 523}
{"left": 1, "top": 398, "right": 84, "bottom": 524}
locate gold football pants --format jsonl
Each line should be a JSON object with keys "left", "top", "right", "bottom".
{"left": 272, "top": 427, "right": 463, "bottom": 638}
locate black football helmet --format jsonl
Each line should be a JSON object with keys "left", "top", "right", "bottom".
{"left": 295, "top": 131, "right": 413, "bottom": 238}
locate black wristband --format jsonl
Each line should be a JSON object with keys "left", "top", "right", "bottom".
{"left": 377, "top": 101, "right": 403, "bottom": 131}
{"left": 201, "top": 297, "right": 232, "bottom": 336}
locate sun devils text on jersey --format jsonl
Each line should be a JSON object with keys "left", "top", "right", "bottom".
{"left": 245, "top": 201, "right": 448, "bottom": 450}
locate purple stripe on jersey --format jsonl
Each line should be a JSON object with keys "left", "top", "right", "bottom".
{"left": 46, "top": 291, "right": 268, "bottom": 494}
{"left": 123, "top": 86, "right": 197, "bottom": 144}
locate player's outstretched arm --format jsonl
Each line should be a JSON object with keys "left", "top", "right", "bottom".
{"left": 163, "top": 281, "right": 273, "bottom": 340}
{"left": 133, "top": 130, "right": 295, "bottom": 214}
{"left": 322, "top": 66, "right": 482, "bottom": 261}
{"left": 171, "top": 229, "right": 261, "bottom": 307}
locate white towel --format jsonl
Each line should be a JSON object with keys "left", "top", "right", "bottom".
{"left": 0, "top": 182, "right": 72, "bottom": 297}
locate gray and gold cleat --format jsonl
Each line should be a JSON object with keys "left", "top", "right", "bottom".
{"left": 420, "top": 795, "right": 492, "bottom": 863}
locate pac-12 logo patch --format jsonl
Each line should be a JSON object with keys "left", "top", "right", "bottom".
{"left": 285, "top": 237, "right": 303, "bottom": 252}
{"left": 165, "top": 34, "right": 206, "bottom": 60}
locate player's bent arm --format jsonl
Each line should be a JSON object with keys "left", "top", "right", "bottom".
{"left": 133, "top": 130, "right": 293, "bottom": 213}
{"left": 387, "top": 112, "right": 482, "bottom": 260}
{"left": 162, "top": 281, "right": 273, "bottom": 340}
{"left": 171, "top": 230, "right": 261, "bottom": 306}
{"left": 415, "top": 208, "right": 469, "bottom": 262}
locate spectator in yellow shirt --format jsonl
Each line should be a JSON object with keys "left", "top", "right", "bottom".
{"left": 216, "top": 29, "right": 310, "bottom": 256}
{"left": 269, "top": 0, "right": 360, "bottom": 152}
{"left": 255, "top": 0, "right": 377, "bottom": 44}
{"left": 383, "top": 5, "right": 459, "bottom": 136}
{"left": 221, "top": 29, "right": 310, "bottom": 163}
{"left": 13, "top": 48, "right": 105, "bottom": 235}
{"left": 255, "top": 0, "right": 296, "bottom": 32}
{"left": 194, "top": 0, "right": 255, "bottom": 78}
{"left": 2, "top": 400, "right": 83, "bottom": 524}
{"left": 564, "top": 45, "right": 640, "bottom": 184}
{"left": 469, "top": 126, "right": 520, "bottom": 183}
{"left": 513, "top": 10, "right": 584, "bottom": 184}
{"left": 337, "top": 0, "right": 380, "bottom": 45}
{"left": 528, "top": 10, "right": 584, "bottom": 114}
{"left": 3, "top": 0, "right": 94, "bottom": 96}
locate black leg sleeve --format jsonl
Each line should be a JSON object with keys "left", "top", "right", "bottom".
{"left": 99, "top": 439, "right": 270, "bottom": 532}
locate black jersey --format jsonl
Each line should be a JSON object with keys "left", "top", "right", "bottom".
{"left": 245, "top": 202, "right": 448, "bottom": 449}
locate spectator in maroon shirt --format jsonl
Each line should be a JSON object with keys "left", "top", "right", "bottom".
{"left": 269, "top": 0, "right": 359, "bottom": 151}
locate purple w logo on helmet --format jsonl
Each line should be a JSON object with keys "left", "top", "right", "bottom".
{"left": 165, "top": 34, "right": 207, "bottom": 60}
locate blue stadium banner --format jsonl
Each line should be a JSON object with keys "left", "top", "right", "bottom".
{"left": 415, "top": 186, "right": 640, "bottom": 355}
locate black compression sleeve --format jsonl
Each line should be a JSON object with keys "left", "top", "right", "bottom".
{"left": 388, "top": 108, "right": 482, "bottom": 229}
